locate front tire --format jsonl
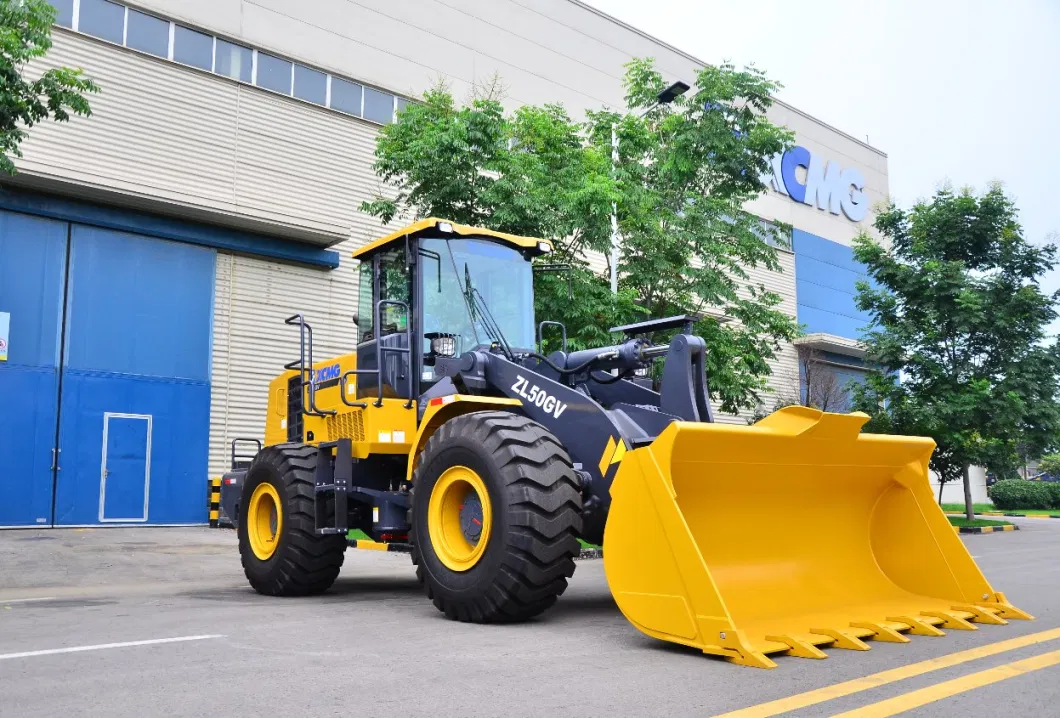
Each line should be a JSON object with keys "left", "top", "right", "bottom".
{"left": 410, "top": 411, "right": 583, "bottom": 622}
{"left": 238, "top": 444, "right": 346, "bottom": 596}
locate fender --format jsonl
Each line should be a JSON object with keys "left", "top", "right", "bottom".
{"left": 405, "top": 395, "right": 523, "bottom": 482}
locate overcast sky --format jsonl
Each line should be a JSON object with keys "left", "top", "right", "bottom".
{"left": 585, "top": 0, "right": 1060, "bottom": 330}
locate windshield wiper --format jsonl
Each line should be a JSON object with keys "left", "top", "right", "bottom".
{"left": 444, "top": 241, "right": 482, "bottom": 348}
{"left": 464, "top": 263, "right": 515, "bottom": 361}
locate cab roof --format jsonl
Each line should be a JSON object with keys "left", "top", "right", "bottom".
{"left": 350, "top": 218, "right": 553, "bottom": 260}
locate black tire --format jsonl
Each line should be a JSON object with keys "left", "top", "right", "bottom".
{"left": 239, "top": 444, "right": 346, "bottom": 596}
{"left": 409, "top": 411, "right": 582, "bottom": 622}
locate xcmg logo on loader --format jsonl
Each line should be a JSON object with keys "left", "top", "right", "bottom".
{"left": 313, "top": 363, "right": 341, "bottom": 385}
{"left": 511, "top": 375, "right": 568, "bottom": 419}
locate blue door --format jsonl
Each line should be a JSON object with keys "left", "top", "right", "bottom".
{"left": 100, "top": 414, "right": 152, "bottom": 522}
{"left": 54, "top": 225, "right": 215, "bottom": 525}
{"left": 0, "top": 211, "right": 68, "bottom": 527}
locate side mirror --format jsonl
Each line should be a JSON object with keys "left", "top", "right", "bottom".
{"left": 352, "top": 314, "right": 360, "bottom": 328}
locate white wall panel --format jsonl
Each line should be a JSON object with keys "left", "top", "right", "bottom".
{"left": 208, "top": 242, "right": 363, "bottom": 476}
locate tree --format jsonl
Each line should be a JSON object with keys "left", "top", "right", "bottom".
{"left": 362, "top": 59, "right": 799, "bottom": 416}
{"left": 583, "top": 59, "right": 798, "bottom": 413}
{"left": 1038, "top": 453, "right": 1060, "bottom": 478}
{"left": 851, "top": 183, "right": 1060, "bottom": 519}
{"left": 0, "top": 0, "right": 100, "bottom": 175}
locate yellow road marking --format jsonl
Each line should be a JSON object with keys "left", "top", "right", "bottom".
{"left": 832, "top": 649, "right": 1060, "bottom": 717}
{"left": 715, "top": 627, "right": 1060, "bottom": 718}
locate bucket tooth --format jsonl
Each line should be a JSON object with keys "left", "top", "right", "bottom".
{"left": 953, "top": 604, "right": 1007, "bottom": 625}
{"left": 986, "top": 594, "right": 1034, "bottom": 620}
{"left": 922, "top": 610, "right": 977, "bottom": 630}
{"left": 766, "top": 634, "right": 828, "bottom": 660}
{"left": 850, "top": 621, "right": 911, "bottom": 643}
{"left": 810, "top": 628, "right": 871, "bottom": 651}
{"left": 712, "top": 629, "right": 777, "bottom": 669}
{"left": 887, "top": 615, "right": 945, "bottom": 637}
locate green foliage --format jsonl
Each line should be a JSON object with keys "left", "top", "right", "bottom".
{"left": 851, "top": 185, "right": 1060, "bottom": 511}
{"left": 362, "top": 60, "right": 799, "bottom": 414}
{"left": 1038, "top": 453, "right": 1060, "bottom": 477}
{"left": 1046, "top": 482, "right": 1060, "bottom": 509}
{"left": 0, "top": 0, "right": 100, "bottom": 174}
{"left": 987, "top": 480, "right": 1055, "bottom": 510}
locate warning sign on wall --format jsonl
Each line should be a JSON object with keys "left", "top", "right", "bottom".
{"left": 0, "top": 311, "right": 9, "bottom": 362}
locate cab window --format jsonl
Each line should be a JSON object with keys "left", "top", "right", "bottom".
{"left": 377, "top": 248, "right": 410, "bottom": 336}
{"left": 356, "top": 260, "right": 374, "bottom": 341}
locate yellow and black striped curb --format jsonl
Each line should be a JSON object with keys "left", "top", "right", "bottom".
{"left": 348, "top": 539, "right": 412, "bottom": 553}
{"left": 975, "top": 511, "right": 1060, "bottom": 520}
{"left": 347, "top": 538, "right": 604, "bottom": 559}
{"left": 208, "top": 477, "right": 222, "bottom": 528}
{"left": 950, "top": 523, "right": 1019, "bottom": 534}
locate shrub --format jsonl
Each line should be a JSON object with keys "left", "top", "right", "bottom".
{"left": 988, "top": 479, "right": 1053, "bottom": 510}
{"left": 1045, "top": 482, "right": 1060, "bottom": 510}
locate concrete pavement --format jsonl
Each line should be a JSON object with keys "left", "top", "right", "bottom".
{"left": 0, "top": 517, "right": 1058, "bottom": 717}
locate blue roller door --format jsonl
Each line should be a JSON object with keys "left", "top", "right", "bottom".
{"left": 54, "top": 225, "right": 215, "bottom": 525}
{"left": 0, "top": 212, "right": 68, "bottom": 527}
{"left": 0, "top": 210, "right": 215, "bottom": 527}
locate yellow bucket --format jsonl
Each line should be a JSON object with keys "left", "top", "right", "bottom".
{"left": 602, "top": 406, "right": 1031, "bottom": 668}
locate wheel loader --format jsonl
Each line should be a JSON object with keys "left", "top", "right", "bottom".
{"left": 237, "top": 218, "right": 1031, "bottom": 668}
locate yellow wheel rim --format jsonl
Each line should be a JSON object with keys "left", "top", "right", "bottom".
{"left": 427, "top": 465, "right": 492, "bottom": 572}
{"left": 247, "top": 482, "right": 283, "bottom": 561}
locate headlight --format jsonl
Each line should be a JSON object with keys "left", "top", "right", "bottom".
{"left": 430, "top": 335, "right": 457, "bottom": 357}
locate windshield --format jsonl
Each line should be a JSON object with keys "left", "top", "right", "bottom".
{"left": 420, "top": 237, "right": 535, "bottom": 356}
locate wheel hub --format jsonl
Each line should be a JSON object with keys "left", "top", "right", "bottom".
{"left": 460, "top": 494, "right": 484, "bottom": 543}
{"left": 427, "top": 465, "right": 493, "bottom": 572}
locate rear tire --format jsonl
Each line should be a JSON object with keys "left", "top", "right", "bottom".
{"left": 410, "top": 411, "right": 582, "bottom": 622}
{"left": 239, "top": 444, "right": 346, "bottom": 596}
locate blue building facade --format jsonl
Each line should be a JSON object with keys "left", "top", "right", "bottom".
{"left": 790, "top": 229, "right": 875, "bottom": 410}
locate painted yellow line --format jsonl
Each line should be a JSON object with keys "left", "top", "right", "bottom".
{"left": 832, "top": 649, "right": 1060, "bottom": 717}
{"left": 715, "top": 627, "right": 1060, "bottom": 718}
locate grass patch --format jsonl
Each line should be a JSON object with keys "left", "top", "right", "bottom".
{"left": 947, "top": 516, "right": 1013, "bottom": 528}
{"left": 941, "top": 503, "right": 1060, "bottom": 517}
{"left": 578, "top": 538, "right": 601, "bottom": 549}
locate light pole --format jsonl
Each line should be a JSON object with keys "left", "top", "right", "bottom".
{"left": 610, "top": 80, "right": 690, "bottom": 294}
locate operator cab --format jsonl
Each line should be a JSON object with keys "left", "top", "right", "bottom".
{"left": 350, "top": 219, "right": 553, "bottom": 402}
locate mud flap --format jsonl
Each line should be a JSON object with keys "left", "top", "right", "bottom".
{"left": 601, "top": 406, "right": 1032, "bottom": 668}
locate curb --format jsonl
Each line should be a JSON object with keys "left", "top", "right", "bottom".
{"left": 951, "top": 524, "right": 1019, "bottom": 534}
{"left": 348, "top": 539, "right": 412, "bottom": 553}
{"left": 947, "top": 511, "right": 1060, "bottom": 520}
{"left": 346, "top": 539, "right": 605, "bottom": 559}
{"left": 208, "top": 477, "right": 221, "bottom": 528}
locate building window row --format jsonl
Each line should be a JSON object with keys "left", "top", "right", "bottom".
{"left": 49, "top": 0, "right": 408, "bottom": 125}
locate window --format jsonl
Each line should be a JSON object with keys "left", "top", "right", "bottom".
{"left": 378, "top": 248, "right": 410, "bottom": 336}
{"left": 363, "top": 86, "right": 394, "bottom": 124}
{"left": 293, "top": 65, "right": 326, "bottom": 105}
{"left": 49, "top": 0, "right": 74, "bottom": 28}
{"left": 53, "top": 0, "right": 411, "bottom": 127}
{"left": 420, "top": 238, "right": 535, "bottom": 353}
{"left": 215, "top": 39, "right": 251, "bottom": 82}
{"left": 79, "top": 0, "right": 124, "bottom": 44}
{"left": 256, "top": 52, "right": 292, "bottom": 95}
{"left": 330, "top": 77, "right": 362, "bottom": 116}
{"left": 356, "top": 261, "right": 374, "bottom": 342}
{"left": 125, "top": 9, "right": 169, "bottom": 58}
{"left": 173, "top": 25, "right": 212, "bottom": 71}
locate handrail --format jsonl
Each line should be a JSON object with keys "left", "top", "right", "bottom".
{"left": 284, "top": 313, "right": 336, "bottom": 417}
{"left": 537, "top": 320, "right": 568, "bottom": 353}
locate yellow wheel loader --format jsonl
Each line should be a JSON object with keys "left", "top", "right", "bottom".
{"left": 236, "top": 218, "right": 1031, "bottom": 668}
